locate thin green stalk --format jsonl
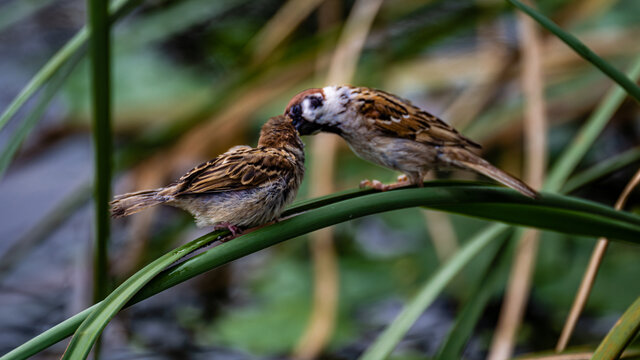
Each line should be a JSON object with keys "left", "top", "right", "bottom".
{"left": 515, "top": 349, "right": 640, "bottom": 359}
{"left": 544, "top": 54, "right": 640, "bottom": 192}
{"left": 434, "top": 230, "right": 515, "bottom": 360}
{"left": 87, "top": 0, "right": 112, "bottom": 306}
{"left": 62, "top": 230, "right": 225, "bottom": 359}
{"left": 347, "top": 54, "right": 640, "bottom": 356}
{"left": 86, "top": 0, "right": 111, "bottom": 357}
{"left": 592, "top": 296, "right": 640, "bottom": 360}
{"left": 347, "top": 29, "right": 640, "bottom": 360}
{"left": 360, "top": 223, "right": 510, "bottom": 360}
{"left": 507, "top": 0, "right": 640, "bottom": 103}
{"left": 0, "top": 51, "right": 83, "bottom": 179}
{"left": 136, "top": 188, "right": 640, "bottom": 296}
{"left": 429, "top": 152, "right": 639, "bottom": 358}
{"left": 0, "top": 0, "right": 140, "bottom": 133}
{"left": 0, "top": 30, "right": 87, "bottom": 133}
{"left": 359, "top": 56, "right": 640, "bottom": 354}
{"left": 4, "top": 185, "right": 640, "bottom": 360}
{"left": 562, "top": 147, "right": 640, "bottom": 194}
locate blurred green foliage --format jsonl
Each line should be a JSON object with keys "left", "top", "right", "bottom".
{"left": 1, "top": 0, "right": 640, "bottom": 358}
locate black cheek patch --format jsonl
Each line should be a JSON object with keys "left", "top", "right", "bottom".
{"left": 309, "top": 97, "right": 323, "bottom": 109}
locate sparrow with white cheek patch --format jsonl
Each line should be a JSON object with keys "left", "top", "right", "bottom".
{"left": 285, "top": 85, "right": 537, "bottom": 198}
{"left": 110, "top": 115, "right": 305, "bottom": 240}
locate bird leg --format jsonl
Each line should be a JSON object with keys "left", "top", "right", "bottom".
{"left": 214, "top": 222, "right": 242, "bottom": 242}
{"left": 359, "top": 174, "right": 412, "bottom": 191}
{"left": 216, "top": 220, "right": 279, "bottom": 242}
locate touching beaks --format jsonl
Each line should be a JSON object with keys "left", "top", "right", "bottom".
{"left": 291, "top": 116, "right": 322, "bottom": 135}
{"left": 287, "top": 104, "right": 317, "bottom": 135}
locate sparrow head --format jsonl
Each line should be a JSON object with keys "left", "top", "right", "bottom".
{"left": 285, "top": 86, "right": 351, "bottom": 135}
{"left": 258, "top": 115, "right": 304, "bottom": 152}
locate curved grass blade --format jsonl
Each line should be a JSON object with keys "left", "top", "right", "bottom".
{"left": 0, "top": 0, "right": 141, "bottom": 133}
{"left": 425, "top": 191, "right": 640, "bottom": 242}
{"left": 434, "top": 231, "right": 515, "bottom": 360}
{"left": 507, "top": 0, "right": 640, "bottom": 103}
{"left": 562, "top": 147, "right": 640, "bottom": 194}
{"left": 360, "top": 54, "right": 640, "bottom": 358}
{"left": 430, "top": 160, "right": 639, "bottom": 358}
{"left": 515, "top": 348, "right": 640, "bottom": 359}
{"left": 430, "top": 147, "right": 640, "bottom": 357}
{"left": 337, "top": 43, "right": 640, "bottom": 360}
{"left": 0, "top": 30, "right": 86, "bottom": 133}
{"left": 0, "top": 51, "right": 83, "bottom": 179}
{"left": 61, "top": 230, "right": 226, "bottom": 359}
{"left": 359, "top": 223, "right": 510, "bottom": 360}
{"left": 282, "top": 180, "right": 489, "bottom": 217}
{"left": 4, "top": 185, "right": 640, "bottom": 359}
{"left": 544, "top": 54, "right": 640, "bottom": 192}
{"left": 592, "top": 296, "right": 640, "bottom": 360}
{"left": 133, "top": 187, "right": 640, "bottom": 302}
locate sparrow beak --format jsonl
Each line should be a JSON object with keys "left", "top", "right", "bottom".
{"left": 291, "top": 115, "right": 321, "bottom": 135}
{"left": 287, "top": 103, "right": 340, "bottom": 135}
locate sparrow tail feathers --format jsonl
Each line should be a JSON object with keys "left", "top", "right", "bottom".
{"left": 443, "top": 149, "right": 538, "bottom": 199}
{"left": 110, "top": 189, "right": 168, "bottom": 218}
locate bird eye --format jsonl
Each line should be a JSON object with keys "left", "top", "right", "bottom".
{"left": 309, "top": 97, "right": 322, "bottom": 109}
{"left": 290, "top": 104, "right": 302, "bottom": 116}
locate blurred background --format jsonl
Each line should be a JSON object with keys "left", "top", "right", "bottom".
{"left": 0, "top": 0, "right": 639, "bottom": 358}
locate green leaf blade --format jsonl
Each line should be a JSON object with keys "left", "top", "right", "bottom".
{"left": 359, "top": 223, "right": 510, "bottom": 360}
{"left": 507, "top": 0, "right": 640, "bottom": 103}
{"left": 60, "top": 231, "right": 223, "bottom": 359}
{"left": 544, "top": 55, "right": 640, "bottom": 192}
{"left": 592, "top": 296, "right": 640, "bottom": 360}
{"left": 4, "top": 184, "right": 640, "bottom": 360}
{"left": 0, "top": 0, "right": 140, "bottom": 134}
{"left": 434, "top": 232, "right": 515, "bottom": 360}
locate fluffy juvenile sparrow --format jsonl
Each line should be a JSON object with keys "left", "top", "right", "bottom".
{"left": 285, "top": 85, "right": 537, "bottom": 198}
{"left": 110, "top": 115, "right": 305, "bottom": 238}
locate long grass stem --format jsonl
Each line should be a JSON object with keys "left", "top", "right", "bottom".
{"left": 508, "top": 0, "right": 640, "bottom": 103}
{"left": 85, "top": 0, "right": 112, "bottom": 357}
{"left": 0, "top": 0, "right": 139, "bottom": 134}
{"left": 5, "top": 185, "right": 640, "bottom": 360}
{"left": 544, "top": 55, "right": 640, "bottom": 192}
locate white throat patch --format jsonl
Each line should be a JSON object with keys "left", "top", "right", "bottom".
{"left": 318, "top": 86, "right": 351, "bottom": 124}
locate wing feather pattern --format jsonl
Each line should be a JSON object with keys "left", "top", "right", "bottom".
{"left": 355, "top": 88, "right": 481, "bottom": 149}
{"left": 172, "top": 147, "right": 293, "bottom": 195}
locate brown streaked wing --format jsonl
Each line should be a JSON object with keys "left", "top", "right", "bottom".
{"left": 357, "top": 88, "right": 481, "bottom": 149}
{"left": 173, "top": 148, "right": 293, "bottom": 195}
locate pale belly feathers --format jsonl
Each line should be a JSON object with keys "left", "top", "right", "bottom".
{"left": 169, "top": 178, "right": 295, "bottom": 228}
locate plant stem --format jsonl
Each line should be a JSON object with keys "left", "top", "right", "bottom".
{"left": 87, "top": 0, "right": 112, "bottom": 349}
{"left": 4, "top": 185, "right": 640, "bottom": 360}
{"left": 507, "top": 0, "right": 640, "bottom": 103}
{"left": 592, "top": 295, "right": 640, "bottom": 360}
{"left": 0, "top": 0, "right": 140, "bottom": 133}
{"left": 544, "top": 55, "right": 640, "bottom": 192}
{"left": 360, "top": 224, "right": 510, "bottom": 360}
